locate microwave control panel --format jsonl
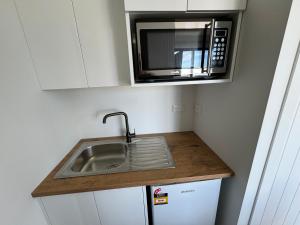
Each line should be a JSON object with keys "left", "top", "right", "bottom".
{"left": 210, "top": 20, "right": 232, "bottom": 75}
{"left": 211, "top": 29, "right": 228, "bottom": 68}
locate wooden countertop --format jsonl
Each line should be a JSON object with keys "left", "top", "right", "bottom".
{"left": 32, "top": 132, "right": 234, "bottom": 197}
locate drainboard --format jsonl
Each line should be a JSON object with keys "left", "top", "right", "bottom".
{"left": 55, "top": 136, "right": 175, "bottom": 178}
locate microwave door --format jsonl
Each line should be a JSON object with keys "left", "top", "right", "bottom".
{"left": 136, "top": 21, "right": 212, "bottom": 78}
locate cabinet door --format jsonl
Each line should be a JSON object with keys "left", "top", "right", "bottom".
{"left": 94, "top": 186, "right": 148, "bottom": 225}
{"left": 187, "top": 0, "right": 247, "bottom": 11}
{"left": 40, "top": 192, "right": 101, "bottom": 225}
{"left": 72, "top": 0, "right": 130, "bottom": 87}
{"left": 124, "top": 0, "right": 187, "bottom": 11}
{"left": 15, "top": 0, "right": 87, "bottom": 90}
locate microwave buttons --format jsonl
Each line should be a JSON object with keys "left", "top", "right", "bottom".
{"left": 210, "top": 28, "right": 230, "bottom": 69}
{"left": 212, "top": 35, "right": 227, "bottom": 68}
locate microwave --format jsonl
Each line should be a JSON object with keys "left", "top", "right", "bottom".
{"left": 134, "top": 19, "right": 232, "bottom": 82}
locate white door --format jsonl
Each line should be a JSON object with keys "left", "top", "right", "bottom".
{"left": 151, "top": 180, "right": 221, "bottom": 225}
{"left": 94, "top": 186, "right": 148, "bottom": 225}
{"left": 124, "top": 0, "right": 187, "bottom": 11}
{"left": 187, "top": 0, "right": 247, "bottom": 11}
{"left": 40, "top": 192, "right": 101, "bottom": 225}
{"left": 72, "top": 0, "right": 130, "bottom": 87}
{"left": 247, "top": 0, "right": 300, "bottom": 224}
{"left": 15, "top": 0, "right": 88, "bottom": 90}
{"left": 250, "top": 50, "right": 300, "bottom": 225}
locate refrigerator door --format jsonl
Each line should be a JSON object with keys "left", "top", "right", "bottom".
{"left": 151, "top": 179, "right": 221, "bottom": 225}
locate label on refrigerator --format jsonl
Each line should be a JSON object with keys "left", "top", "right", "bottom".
{"left": 154, "top": 188, "right": 168, "bottom": 205}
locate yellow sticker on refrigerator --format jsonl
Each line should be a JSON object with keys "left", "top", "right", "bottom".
{"left": 154, "top": 193, "right": 168, "bottom": 205}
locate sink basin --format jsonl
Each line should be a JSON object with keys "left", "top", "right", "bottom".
{"left": 55, "top": 136, "right": 175, "bottom": 179}
{"left": 71, "top": 143, "right": 127, "bottom": 172}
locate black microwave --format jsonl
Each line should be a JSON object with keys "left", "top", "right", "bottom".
{"left": 133, "top": 19, "right": 232, "bottom": 82}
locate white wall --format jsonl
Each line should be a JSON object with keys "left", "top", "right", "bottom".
{"left": 0, "top": 1, "right": 195, "bottom": 225}
{"left": 193, "top": 0, "right": 292, "bottom": 225}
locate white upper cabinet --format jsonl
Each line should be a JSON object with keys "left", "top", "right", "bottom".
{"left": 124, "top": 0, "right": 187, "bottom": 11}
{"left": 73, "top": 0, "right": 130, "bottom": 87}
{"left": 94, "top": 186, "right": 148, "bottom": 225}
{"left": 40, "top": 192, "right": 101, "bottom": 225}
{"left": 15, "top": 0, "right": 88, "bottom": 90}
{"left": 187, "top": 0, "right": 247, "bottom": 11}
{"left": 124, "top": 0, "right": 247, "bottom": 11}
{"left": 16, "top": 0, "right": 130, "bottom": 90}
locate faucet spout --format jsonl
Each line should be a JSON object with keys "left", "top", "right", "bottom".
{"left": 102, "top": 112, "right": 136, "bottom": 143}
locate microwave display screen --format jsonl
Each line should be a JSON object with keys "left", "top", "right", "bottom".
{"left": 214, "top": 30, "right": 227, "bottom": 37}
{"left": 139, "top": 29, "right": 211, "bottom": 70}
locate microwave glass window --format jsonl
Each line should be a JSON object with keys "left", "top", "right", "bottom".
{"left": 139, "top": 29, "right": 211, "bottom": 71}
{"left": 181, "top": 51, "right": 193, "bottom": 68}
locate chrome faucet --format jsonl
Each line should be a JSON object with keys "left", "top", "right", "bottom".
{"left": 102, "top": 112, "right": 136, "bottom": 143}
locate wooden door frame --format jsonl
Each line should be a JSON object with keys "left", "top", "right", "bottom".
{"left": 237, "top": 0, "right": 300, "bottom": 224}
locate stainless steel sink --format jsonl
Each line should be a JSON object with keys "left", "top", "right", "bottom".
{"left": 55, "top": 136, "right": 175, "bottom": 178}
{"left": 71, "top": 143, "right": 127, "bottom": 172}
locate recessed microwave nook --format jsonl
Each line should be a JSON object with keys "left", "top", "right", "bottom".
{"left": 136, "top": 20, "right": 232, "bottom": 79}
{"left": 125, "top": 12, "right": 243, "bottom": 86}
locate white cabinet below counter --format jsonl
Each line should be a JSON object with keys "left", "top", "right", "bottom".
{"left": 40, "top": 192, "right": 100, "bottom": 225}
{"left": 15, "top": 0, "right": 130, "bottom": 90}
{"left": 94, "top": 187, "right": 148, "bottom": 225}
{"left": 39, "top": 186, "right": 148, "bottom": 225}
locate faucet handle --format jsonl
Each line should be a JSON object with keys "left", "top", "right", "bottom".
{"left": 126, "top": 129, "right": 136, "bottom": 143}
{"left": 130, "top": 129, "right": 136, "bottom": 137}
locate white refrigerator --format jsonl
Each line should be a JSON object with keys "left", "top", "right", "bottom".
{"left": 150, "top": 179, "right": 221, "bottom": 225}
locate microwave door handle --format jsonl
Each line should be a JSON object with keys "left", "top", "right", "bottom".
{"left": 201, "top": 24, "right": 208, "bottom": 74}
{"left": 202, "top": 19, "right": 215, "bottom": 75}
{"left": 207, "top": 19, "right": 215, "bottom": 76}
